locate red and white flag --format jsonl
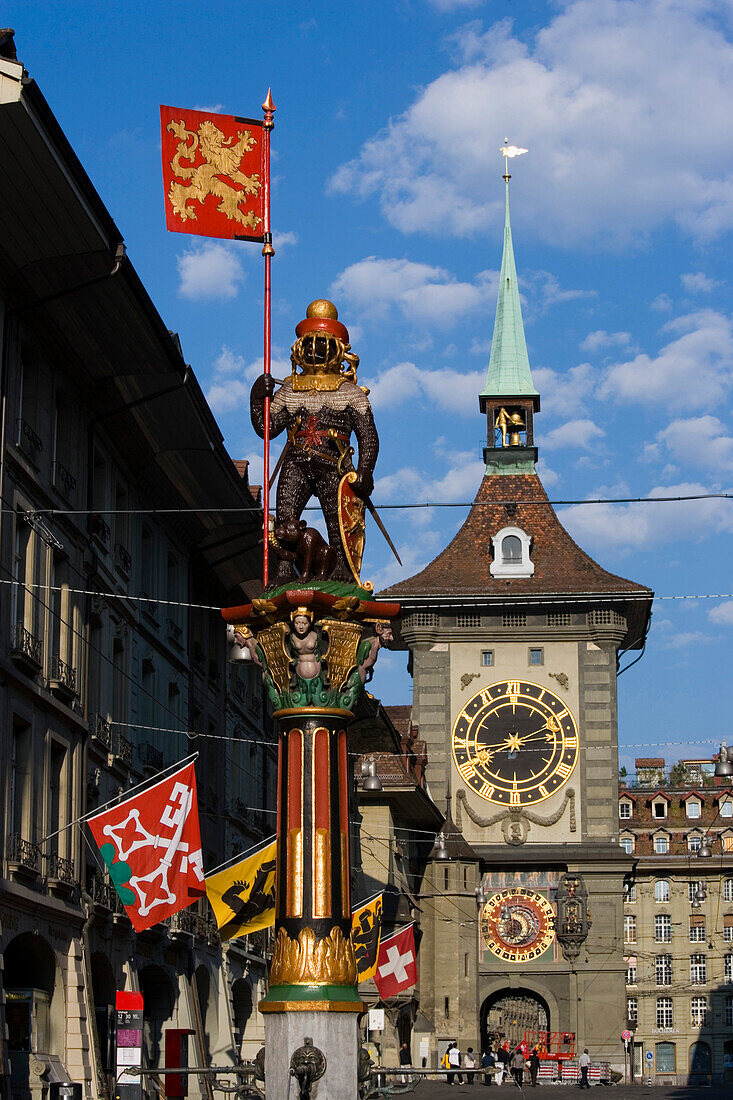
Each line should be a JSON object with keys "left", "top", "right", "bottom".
{"left": 87, "top": 761, "right": 205, "bottom": 932}
{"left": 374, "top": 924, "right": 417, "bottom": 999}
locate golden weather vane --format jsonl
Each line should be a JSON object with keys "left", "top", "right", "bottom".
{"left": 500, "top": 138, "right": 528, "bottom": 180}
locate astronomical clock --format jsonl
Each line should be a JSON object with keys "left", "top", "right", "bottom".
{"left": 452, "top": 680, "right": 579, "bottom": 807}
{"left": 480, "top": 888, "right": 555, "bottom": 962}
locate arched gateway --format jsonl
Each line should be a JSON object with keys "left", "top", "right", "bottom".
{"left": 481, "top": 989, "right": 550, "bottom": 1053}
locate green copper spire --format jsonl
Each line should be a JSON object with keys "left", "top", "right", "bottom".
{"left": 480, "top": 179, "right": 538, "bottom": 399}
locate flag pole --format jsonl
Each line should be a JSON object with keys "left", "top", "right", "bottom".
{"left": 261, "top": 90, "right": 276, "bottom": 588}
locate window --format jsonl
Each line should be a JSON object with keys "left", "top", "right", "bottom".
{"left": 621, "top": 836, "right": 634, "bottom": 854}
{"left": 491, "top": 528, "right": 534, "bottom": 579}
{"left": 725, "top": 879, "right": 733, "bottom": 903}
{"left": 444, "top": 996, "right": 450, "bottom": 1018}
{"left": 655, "top": 880, "right": 670, "bottom": 903}
{"left": 725, "top": 923, "right": 733, "bottom": 944}
{"left": 721, "top": 801, "right": 733, "bottom": 819}
{"left": 627, "top": 997, "right": 638, "bottom": 1024}
{"left": 624, "top": 882, "right": 637, "bottom": 902}
{"left": 656, "top": 998, "right": 673, "bottom": 1028}
{"left": 725, "top": 954, "right": 733, "bottom": 983}
{"left": 654, "top": 835, "right": 670, "bottom": 854}
{"left": 689, "top": 918, "right": 705, "bottom": 943}
{"left": 690, "top": 997, "right": 707, "bottom": 1026}
{"left": 690, "top": 955, "right": 707, "bottom": 984}
{"left": 655, "top": 914, "right": 672, "bottom": 942}
{"left": 529, "top": 647, "right": 543, "bottom": 666}
{"left": 655, "top": 955, "right": 672, "bottom": 986}
{"left": 688, "top": 835, "right": 701, "bottom": 852}
{"left": 656, "top": 1042, "right": 676, "bottom": 1074}
{"left": 727, "top": 996, "right": 733, "bottom": 1027}
{"left": 724, "top": 835, "right": 733, "bottom": 852}
{"left": 481, "top": 650, "right": 494, "bottom": 667}
{"left": 689, "top": 882, "right": 698, "bottom": 902}
{"left": 626, "top": 960, "right": 637, "bottom": 985}
{"left": 624, "top": 915, "right": 637, "bottom": 944}
{"left": 619, "top": 801, "right": 632, "bottom": 819}
{"left": 502, "top": 535, "right": 522, "bottom": 563}
{"left": 653, "top": 801, "right": 667, "bottom": 819}
{"left": 686, "top": 801, "right": 701, "bottom": 819}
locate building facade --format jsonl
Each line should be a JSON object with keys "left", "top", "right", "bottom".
{"left": 621, "top": 764, "right": 733, "bottom": 1084}
{"left": 381, "top": 173, "right": 653, "bottom": 1075}
{"left": 0, "top": 36, "right": 275, "bottom": 1100}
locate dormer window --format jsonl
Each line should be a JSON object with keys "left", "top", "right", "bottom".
{"left": 652, "top": 797, "right": 668, "bottom": 820}
{"left": 686, "top": 799, "right": 701, "bottom": 820}
{"left": 490, "top": 526, "right": 534, "bottom": 579}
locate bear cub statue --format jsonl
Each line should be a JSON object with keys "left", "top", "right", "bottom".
{"left": 273, "top": 517, "right": 337, "bottom": 582}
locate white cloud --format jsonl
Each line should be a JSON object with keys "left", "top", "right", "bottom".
{"left": 363, "top": 360, "right": 485, "bottom": 416}
{"left": 709, "top": 601, "right": 733, "bottom": 626}
{"left": 559, "top": 482, "right": 733, "bottom": 552}
{"left": 331, "top": 257, "right": 497, "bottom": 328}
{"left": 540, "top": 419, "right": 604, "bottom": 450}
{"left": 651, "top": 293, "right": 673, "bottom": 313}
{"left": 602, "top": 310, "right": 733, "bottom": 411}
{"left": 656, "top": 415, "right": 733, "bottom": 472}
{"left": 374, "top": 449, "right": 484, "bottom": 504}
{"left": 533, "top": 362, "right": 597, "bottom": 418}
{"left": 580, "top": 330, "right": 632, "bottom": 353}
{"left": 330, "top": 0, "right": 733, "bottom": 246}
{"left": 535, "top": 459, "right": 560, "bottom": 487}
{"left": 193, "top": 103, "right": 224, "bottom": 113}
{"left": 681, "top": 271, "right": 721, "bottom": 294}
{"left": 177, "top": 242, "right": 245, "bottom": 300}
{"left": 662, "top": 631, "right": 714, "bottom": 650}
{"left": 427, "top": 0, "right": 482, "bottom": 10}
{"left": 205, "top": 348, "right": 291, "bottom": 413}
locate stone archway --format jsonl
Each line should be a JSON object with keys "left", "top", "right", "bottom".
{"left": 90, "top": 952, "right": 117, "bottom": 1073}
{"left": 480, "top": 988, "right": 550, "bottom": 1053}
{"left": 4, "top": 932, "right": 65, "bottom": 1091}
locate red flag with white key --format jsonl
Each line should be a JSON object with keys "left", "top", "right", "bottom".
{"left": 87, "top": 760, "right": 205, "bottom": 932}
{"left": 374, "top": 923, "right": 417, "bottom": 999}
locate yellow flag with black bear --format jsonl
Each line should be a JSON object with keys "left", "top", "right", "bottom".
{"left": 351, "top": 893, "right": 383, "bottom": 982}
{"left": 205, "top": 838, "right": 276, "bottom": 941}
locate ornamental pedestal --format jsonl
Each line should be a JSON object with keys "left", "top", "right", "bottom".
{"left": 222, "top": 588, "right": 398, "bottom": 1098}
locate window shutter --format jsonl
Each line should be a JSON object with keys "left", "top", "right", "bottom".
{"left": 690, "top": 914, "right": 705, "bottom": 928}
{"left": 724, "top": 914, "right": 733, "bottom": 928}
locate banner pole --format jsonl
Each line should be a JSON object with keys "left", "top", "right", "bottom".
{"left": 261, "top": 90, "right": 276, "bottom": 588}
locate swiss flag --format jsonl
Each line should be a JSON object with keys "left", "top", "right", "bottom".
{"left": 374, "top": 924, "right": 417, "bottom": 999}
{"left": 87, "top": 761, "right": 205, "bottom": 932}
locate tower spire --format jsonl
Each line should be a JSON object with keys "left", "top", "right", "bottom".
{"left": 480, "top": 143, "right": 540, "bottom": 474}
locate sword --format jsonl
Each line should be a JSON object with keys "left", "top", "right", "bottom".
{"left": 364, "top": 495, "right": 402, "bottom": 566}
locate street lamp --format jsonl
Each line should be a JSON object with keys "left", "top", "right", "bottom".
{"left": 434, "top": 832, "right": 451, "bottom": 861}
{"left": 715, "top": 743, "right": 733, "bottom": 779}
{"left": 362, "top": 757, "right": 383, "bottom": 791}
{"left": 697, "top": 837, "right": 713, "bottom": 859}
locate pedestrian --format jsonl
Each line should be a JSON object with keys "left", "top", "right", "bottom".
{"left": 399, "top": 1041, "right": 411, "bottom": 1085}
{"left": 578, "top": 1047, "right": 591, "bottom": 1089}
{"left": 494, "top": 1046, "right": 507, "bottom": 1086}
{"left": 481, "top": 1048, "right": 495, "bottom": 1086}
{"left": 442, "top": 1045, "right": 453, "bottom": 1084}
{"left": 529, "top": 1048, "right": 541, "bottom": 1087}
{"left": 464, "top": 1047, "right": 476, "bottom": 1086}
{"left": 448, "top": 1042, "right": 464, "bottom": 1085}
{"left": 509, "top": 1048, "right": 525, "bottom": 1087}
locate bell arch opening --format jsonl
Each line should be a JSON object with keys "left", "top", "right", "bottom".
{"left": 480, "top": 988, "right": 550, "bottom": 1053}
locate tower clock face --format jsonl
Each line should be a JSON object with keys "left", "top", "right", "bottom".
{"left": 452, "top": 680, "right": 579, "bottom": 806}
{"left": 481, "top": 888, "right": 555, "bottom": 961}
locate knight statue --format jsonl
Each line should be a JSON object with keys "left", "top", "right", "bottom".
{"left": 250, "top": 299, "right": 379, "bottom": 589}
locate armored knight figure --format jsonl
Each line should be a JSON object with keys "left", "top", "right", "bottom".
{"left": 250, "top": 299, "right": 379, "bottom": 588}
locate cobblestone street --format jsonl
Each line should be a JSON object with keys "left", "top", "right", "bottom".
{"left": 405, "top": 1083, "right": 730, "bottom": 1098}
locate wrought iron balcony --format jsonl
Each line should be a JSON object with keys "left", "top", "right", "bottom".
{"left": 169, "top": 909, "right": 196, "bottom": 937}
{"left": 16, "top": 418, "right": 43, "bottom": 461}
{"left": 7, "top": 833, "right": 41, "bottom": 875}
{"left": 46, "top": 853, "right": 75, "bottom": 884}
{"left": 140, "top": 592, "right": 159, "bottom": 620}
{"left": 91, "top": 513, "right": 111, "bottom": 550}
{"left": 90, "top": 713, "right": 112, "bottom": 751}
{"left": 90, "top": 873, "right": 123, "bottom": 913}
{"left": 139, "top": 741, "right": 164, "bottom": 773}
{"left": 112, "top": 731, "right": 133, "bottom": 767}
{"left": 166, "top": 617, "right": 183, "bottom": 648}
{"left": 10, "top": 622, "right": 43, "bottom": 671}
{"left": 49, "top": 655, "right": 78, "bottom": 698}
{"left": 115, "top": 543, "right": 132, "bottom": 575}
{"left": 53, "top": 460, "right": 77, "bottom": 498}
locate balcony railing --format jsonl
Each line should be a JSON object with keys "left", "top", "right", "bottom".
{"left": 166, "top": 618, "right": 183, "bottom": 648}
{"left": 10, "top": 622, "right": 43, "bottom": 671}
{"left": 139, "top": 742, "right": 164, "bottom": 773}
{"left": 170, "top": 909, "right": 196, "bottom": 937}
{"left": 91, "top": 514, "right": 111, "bottom": 550}
{"left": 140, "top": 592, "right": 159, "bottom": 621}
{"left": 90, "top": 713, "right": 112, "bottom": 751}
{"left": 16, "top": 418, "right": 43, "bottom": 461}
{"left": 49, "top": 655, "right": 78, "bottom": 697}
{"left": 7, "top": 833, "right": 41, "bottom": 874}
{"left": 90, "top": 873, "right": 123, "bottom": 913}
{"left": 46, "top": 853, "right": 75, "bottom": 884}
{"left": 112, "top": 731, "right": 133, "bottom": 767}
{"left": 115, "top": 543, "right": 132, "bottom": 575}
{"left": 53, "top": 460, "right": 77, "bottom": 498}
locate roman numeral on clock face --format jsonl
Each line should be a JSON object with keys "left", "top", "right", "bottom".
{"left": 506, "top": 681, "right": 520, "bottom": 697}
{"left": 556, "top": 762, "right": 573, "bottom": 778}
{"left": 457, "top": 761, "right": 475, "bottom": 782}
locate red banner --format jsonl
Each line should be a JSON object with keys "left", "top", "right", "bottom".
{"left": 374, "top": 924, "right": 417, "bottom": 999}
{"left": 160, "top": 105, "right": 265, "bottom": 241}
{"left": 88, "top": 761, "right": 204, "bottom": 931}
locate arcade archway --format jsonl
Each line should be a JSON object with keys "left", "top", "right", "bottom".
{"left": 481, "top": 988, "right": 550, "bottom": 1053}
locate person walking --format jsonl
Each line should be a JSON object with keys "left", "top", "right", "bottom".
{"left": 442, "top": 1044, "right": 453, "bottom": 1085}
{"left": 464, "top": 1048, "right": 477, "bottom": 1086}
{"left": 448, "top": 1042, "right": 464, "bottom": 1085}
{"left": 528, "top": 1048, "right": 541, "bottom": 1087}
{"left": 494, "top": 1046, "right": 507, "bottom": 1086}
{"left": 509, "top": 1048, "right": 525, "bottom": 1087}
{"left": 399, "top": 1041, "right": 411, "bottom": 1085}
{"left": 481, "top": 1049, "right": 495, "bottom": 1086}
{"left": 578, "top": 1048, "right": 591, "bottom": 1089}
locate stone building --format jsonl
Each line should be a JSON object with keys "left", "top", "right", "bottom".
{"left": 0, "top": 35, "right": 275, "bottom": 1100}
{"left": 621, "top": 766, "right": 733, "bottom": 1084}
{"left": 380, "top": 172, "right": 653, "bottom": 1074}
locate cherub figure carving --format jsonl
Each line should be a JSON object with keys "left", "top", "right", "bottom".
{"left": 288, "top": 608, "right": 322, "bottom": 681}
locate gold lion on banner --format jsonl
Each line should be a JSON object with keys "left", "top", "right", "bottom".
{"left": 166, "top": 118, "right": 262, "bottom": 229}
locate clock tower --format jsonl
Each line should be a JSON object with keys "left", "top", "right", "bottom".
{"left": 381, "top": 172, "right": 653, "bottom": 1071}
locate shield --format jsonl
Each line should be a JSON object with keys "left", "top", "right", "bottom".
{"left": 338, "top": 472, "right": 367, "bottom": 585}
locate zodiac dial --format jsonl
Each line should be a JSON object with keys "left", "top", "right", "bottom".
{"left": 481, "top": 888, "right": 555, "bottom": 962}
{"left": 452, "top": 680, "right": 579, "bottom": 806}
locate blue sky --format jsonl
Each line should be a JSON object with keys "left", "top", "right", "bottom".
{"left": 8, "top": 0, "right": 733, "bottom": 774}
